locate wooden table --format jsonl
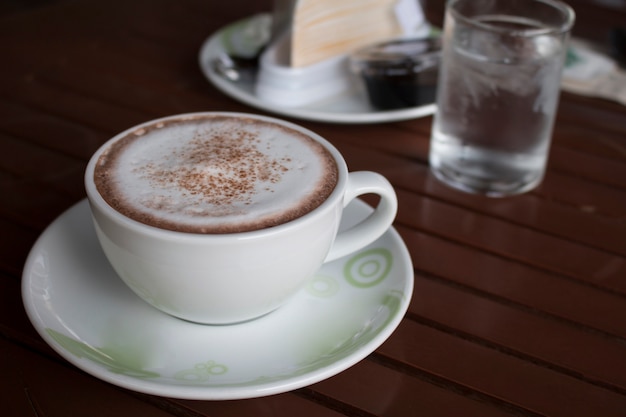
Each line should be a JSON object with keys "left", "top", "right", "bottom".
{"left": 2, "top": 0, "right": 626, "bottom": 415}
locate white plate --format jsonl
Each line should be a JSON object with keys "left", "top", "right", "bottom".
{"left": 198, "top": 15, "right": 436, "bottom": 124}
{"left": 22, "top": 199, "right": 413, "bottom": 400}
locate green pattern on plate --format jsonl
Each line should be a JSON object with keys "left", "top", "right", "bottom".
{"left": 565, "top": 47, "right": 581, "bottom": 68}
{"left": 46, "top": 328, "right": 160, "bottom": 379}
{"left": 344, "top": 248, "right": 393, "bottom": 288}
{"left": 306, "top": 274, "right": 340, "bottom": 298}
{"left": 174, "top": 360, "right": 229, "bottom": 383}
{"left": 222, "top": 289, "right": 406, "bottom": 388}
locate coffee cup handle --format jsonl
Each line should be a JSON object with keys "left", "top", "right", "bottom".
{"left": 324, "top": 171, "right": 398, "bottom": 263}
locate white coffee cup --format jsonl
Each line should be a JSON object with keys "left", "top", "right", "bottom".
{"left": 85, "top": 112, "right": 397, "bottom": 324}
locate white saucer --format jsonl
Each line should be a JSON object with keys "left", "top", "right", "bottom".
{"left": 22, "top": 199, "right": 413, "bottom": 400}
{"left": 198, "top": 15, "right": 436, "bottom": 124}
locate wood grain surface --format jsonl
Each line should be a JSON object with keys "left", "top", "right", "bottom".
{"left": 1, "top": 0, "right": 625, "bottom": 415}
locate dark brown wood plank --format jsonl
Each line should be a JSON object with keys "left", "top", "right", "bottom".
{"left": 396, "top": 188, "right": 626, "bottom": 291}
{"left": 0, "top": 218, "right": 41, "bottom": 277}
{"left": 548, "top": 145, "right": 626, "bottom": 190}
{"left": 398, "top": 225, "right": 626, "bottom": 339}
{"left": 0, "top": 70, "right": 154, "bottom": 136}
{"left": 378, "top": 319, "right": 626, "bottom": 417}
{"left": 175, "top": 393, "right": 347, "bottom": 417}
{"left": 0, "top": 132, "right": 86, "bottom": 198}
{"left": 1, "top": 338, "right": 178, "bottom": 417}
{"left": 308, "top": 358, "right": 517, "bottom": 417}
{"left": 553, "top": 123, "right": 626, "bottom": 163}
{"left": 0, "top": 172, "right": 78, "bottom": 231}
{"left": 0, "top": 100, "right": 108, "bottom": 160}
{"left": 408, "top": 275, "right": 626, "bottom": 391}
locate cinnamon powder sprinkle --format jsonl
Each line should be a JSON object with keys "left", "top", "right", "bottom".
{"left": 142, "top": 127, "right": 287, "bottom": 208}
{"left": 94, "top": 115, "right": 339, "bottom": 233}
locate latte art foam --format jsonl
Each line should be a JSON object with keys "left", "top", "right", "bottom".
{"left": 94, "top": 115, "right": 338, "bottom": 233}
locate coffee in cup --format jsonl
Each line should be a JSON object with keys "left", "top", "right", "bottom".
{"left": 93, "top": 114, "right": 339, "bottom": 234}
{"left": 85, "top": 112, "right": 397, "bottom": 324}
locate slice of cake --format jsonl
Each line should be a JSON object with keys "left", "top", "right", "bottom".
{"left": 290, "top": 0, "right": 407, "bottom": 67}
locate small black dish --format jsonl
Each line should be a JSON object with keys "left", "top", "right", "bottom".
{"left": 350, "top": 37, "right": 441, "bottom": 110}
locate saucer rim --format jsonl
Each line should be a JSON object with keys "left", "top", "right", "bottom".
{"left": 22, "top": 199, "right": 414, "bottom": 400}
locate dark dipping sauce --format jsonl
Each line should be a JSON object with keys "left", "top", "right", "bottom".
{"left": 350, "top": 37, "right": 441, "bottom": 110}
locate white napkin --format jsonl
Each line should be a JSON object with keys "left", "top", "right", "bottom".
{"left": 562, "top": 39, "right": 626, "bottom": 106}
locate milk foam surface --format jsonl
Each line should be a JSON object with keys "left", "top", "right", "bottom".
{"left": 94, "top": 115, "right": 338, "bottom": 233}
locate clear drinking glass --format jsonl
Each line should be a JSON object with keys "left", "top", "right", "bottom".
{"left": 429, "top": 0, "right": 575, "bottom": 197}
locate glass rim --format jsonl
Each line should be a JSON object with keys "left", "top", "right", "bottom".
{"left": 448, "top": 0, "right": 575, "bottom": 37}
